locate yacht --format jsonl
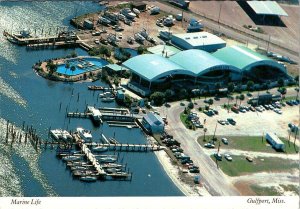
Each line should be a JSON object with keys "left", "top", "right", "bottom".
{"left": 120, "top": 8, "right": 136, "bottom": 19}
{"left": 87, "top": 106, "right": 102, "bottom": 122}
{"left": 98, "top": 156, "right": 117, "bottom": 163}
{"left": 62, "top": 155, "right": 81, "bottom": 162}
{"left": 76, "top": 127, "right": 93, "bottom": 141}
{"left": 50, "top": 129, "right": 73, "bottom": 141}
{"left": 80, "top": 176, "right": 97, "bottom": 182}
{"left": 92, "top": 145, "right": 108, "bottom": 152}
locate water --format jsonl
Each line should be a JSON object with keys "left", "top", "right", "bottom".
{"left": 0, "top": 1, "right": 182, "bottom": 196}
{"left": 56, "top": 57, "right": 109, "bottom": 76}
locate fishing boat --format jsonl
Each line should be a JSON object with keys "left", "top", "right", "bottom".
{"left": 92, "top": 145, "right": 108, "bottom": 152}
{"left": 76, "top": 127, "right": 93, "bottom": 141}
{"left": 62, "top": 155, "right": 81, "bottom": 162}
{"left": 80, "top": 176, "right": 97, "bottom": 182}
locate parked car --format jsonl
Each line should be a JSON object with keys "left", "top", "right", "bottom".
{"left": 227, "top": 118, "right": 236, "bottom": 125}
{"left": 224, "top": 154, "right": 232, "bottom": 161}
{"left": 246, "top": 156, "right": 253, "bottom": 162}
{"left": 221, "top": 138, "right": 228, "bottom": 145}
{"left": 204, "top": 143, "right": 215, "bottom": 148}
{"left": 214, "top": 152, "right": 222, "bottom": 161}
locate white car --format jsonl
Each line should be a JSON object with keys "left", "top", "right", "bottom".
{"left": 224, "top": 154, "right": 232, "bottom": 161}
{"left": 94, "top": 39, "right": 100, "bottom": 44}
{"left": 221, "top": 138, "right": 228, "bottom": 144}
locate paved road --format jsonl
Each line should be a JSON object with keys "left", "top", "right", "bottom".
{"left": 144, "top": 1, "right": 299, "bottom": 62}
{"left": 155, "top": 86, "right": 298, "bottom": 196}
{"left": 159, "top": 102, "right": 240, "bottom": 196}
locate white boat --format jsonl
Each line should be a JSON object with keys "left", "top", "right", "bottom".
{"left": 150, "top": 6, "right": 160, "bottom": 15}
{"left": 98, "top": 156, "right": 117, "bottom": 163}
{"left": 98, "top": 16, "right": 111, "bottom": 25}
{"left": 62, "top": 155, "right": 81, "bottom": 162}
{"left": 50, "top": 129, "right": 73, "bottom": 141}
{"left": 187, "top": 18, "right": 203, "bottom": 32}
{"left": 101, "top": 97, "right": 115, "bottom": 102}
{"left": 70, "top": 166, "right": 88, "bottom": 171}
{"left": 105, "top": 168, "right": 122, "bottom": 174}
{"left": 121, "top": 8, "right": 136, "bottom": 19}
{"left": 140, "top": 28, "right": 149, "bottom": 39}
{"left": 87, "top": 106, "right": 102, "bottom": 122}
{"left": 159, "top": 30, "right": 172, "bottom": 40}
{"left": 134, "top": 33, "right": 145, "bottom": 43}
{"left": 99, "top": 92, "right": 113, "bottom": 98}
{"left": 163, "top": 16, "right": 175, "bottom": 26}
{"left": 92, "top": 145, "right": 108, "bottom": 152}
{"left": 76, "top": 127, "right": 93, "bottom": 141}
{"left": 80, "top": 176, "right": 97, "bottom": 182}
{"left": 133, "top": 8, "right": 140, "bottom": 15}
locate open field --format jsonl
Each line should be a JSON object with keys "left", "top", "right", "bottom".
{"left": 198, "top": 135, "right": 299, "bottom": 154}
{"left": 250, "top": 184, "right": 299, "bottom": 196}
{"left": 210, "top": 155, "right": 299, "bottom": 177}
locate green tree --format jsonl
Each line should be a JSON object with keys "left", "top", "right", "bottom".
{"left": 178, "top": 89, "right": 188, "bottom": 100}
{"left": 70, "top": 65, "right": 76, "bottom": 72}
{"left": 227, "top": 82, "right": 234, "bottom": 93}
{"left": 277, "top": 78, "right": 284, "bottom": 87}
{"left": 65, "top": 63, "right": 70, "bottom": 69}
{"left": 46, "top": 61, "right": 57, "bottom": 74}
{"left": 188, "top": 102, "right": 194, "bottom": 109}
{"left": 208, "top": 98, "right": 214, "bottom": 108}
{"left": 235, "top": 95, "right": 239, "bottom": 105}
{"left": 70, "top": 51, "right": 77, "bottom": 58}
{"left": 165, "top": 89, "right": 174, "bottom": 101}
{"left": 247, "top": 80, "right": 254, "bottom": 91}
{"left": 239, "top": 94, "right": 245, "bottom": 105}
{"left": 137, "top": 46, "right": 146, "bottom": 54}
{"left": 150, "top": 92, "right": 165, "bottom": 106}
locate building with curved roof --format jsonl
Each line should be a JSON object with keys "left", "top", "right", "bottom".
{"left": 212, "top": 45, "right": 287, "bottom": 81}
{"left": 169, "top": 49, "right": 241, "bottom": 81}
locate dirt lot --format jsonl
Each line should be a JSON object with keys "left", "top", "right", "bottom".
{"left": 75, "top": 4, "right": 187, "bottom": 49}
{"left": 189, "top": 1, "right": 299, "bottom": 52}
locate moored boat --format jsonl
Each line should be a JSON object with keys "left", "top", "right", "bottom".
{"left": 92, "top": 145, "right": 108, "bottom": 152}
{"left": 62, "top": 155, "right": 81, "bottom": 162}
{"left": 80, "top": 176, "right": 97, "bottom": 182}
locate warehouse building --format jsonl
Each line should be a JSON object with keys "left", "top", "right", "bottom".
{"left": 171, "top": 32, "right": 226, "bottom": 52}
{"left": 142, "top": 113, "right": 165, "bottom": 134}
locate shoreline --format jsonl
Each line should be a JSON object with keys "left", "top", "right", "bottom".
{"left": 154, "top": 149, "right": 211, "bottom": 196}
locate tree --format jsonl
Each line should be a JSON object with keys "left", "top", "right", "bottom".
{"left": 203, "top": 128, "right": 207, "bottom": 142}
{"left": 113, "top": 77, "right": 120, "bottom": 87}
{"left": 70, "top": 51, "right": 77, "bottom": 58}
{"left": 70, "top": 65, "right": 76, "bottom": 72}
{"left": 215, "top": 82, "right": 221, "bottom": 93}
{"left": 208, "top": 98, "right": 214, "bottom": 108}
{"left": 246, "top": 80, "right": 254, "bottom": 91}
{"left": 178, "top": 89, "right": 188, "bottom": 100}
{"left": 235, "top": 95, "right": 239, "bottom": 105}
{"left": 65, "top": 63, "right": 70, "bottom": 69}
{"left": 239, "top": 94, "right": 245, "bottom": 105}
{"left": 165, "top": 89, "right": 174, "bottom": 102}
{"left": 46, "top": 61, "right": 57, "bottom": 74}
{"left": 137, "top": 46, "right": 146, "bottom": 54}
{"left": 227, "top": 82, "right": 234, "bottom": 93}
{"left": 188, "top": 102, "right": 194, "bottom": 109}
{"left": 150, "top": 92, "right": 165, "bottom": 106}
{"left": 277, "top": 78, "right": 284, "bottom": 87}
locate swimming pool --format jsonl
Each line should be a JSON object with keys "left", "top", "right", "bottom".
{"left": 56, "top": 57, "right": 109, "bottom": 76}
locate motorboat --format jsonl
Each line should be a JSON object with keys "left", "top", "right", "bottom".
{"left": 163, "top": 16, "right": 175, "bottom": 26}
{"left": 70, "top": 166, "right": 89, "bottom": 171}
{"left": 102, "top": 163, "right": 123, "bottom": 168}
{"left": 150, "top": 6, "right": 160, "bottom": 15}
{"left": 80, "top": 176, "right": 97, "bottom": 182}
{"left": 98, "top": 156, "right": 117, "bottom": 163}
{"left": 133, "top": 8, "right": 140, "bottom": 15}
{"left": 120, "top": 8, "right": 136, "bottom": 19}
{"left": 159, "top": 30, "right": 172, "bottom": 40}
{"left": 134, "top": 33, "right": 145, "bottom": 43}
{"left": 101, "top": 97, "right": 115, "bottom": 102}
{"left": 187, "top": 18, "right": 203, "bottom": 32}
{"left": 50, "top": 129, "right": 73, "bottom": 141}
{"left": 87, "top": 106, "right": 102, "bottom": 122}
{"left": 99, "top": 92, "right": 113, "bottom": 98}
{"left": 92, "top": 145, "right": 108, "bottom": 152}
{"left": 98, "top": 16, "right": 111, "bottom": 25}
{"left": 139, "top": 28, "right": 149, "bottom": 39}
{"left": 62, "top": 155, "right": 81, "bottom": 162}
{"left": 105, "top": 168, "right": 122, "bottom": 174}
{"left": 76, "top": 127, "right": 93, "bottom": 141}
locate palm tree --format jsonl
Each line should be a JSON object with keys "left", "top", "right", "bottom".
{"left": 239, "top": 94, "right": 245, "bottom": 105}
{"left": 235, "top": 95, "right": 239, "bottom": 106}
{"left": 203, "top": 128, "right": 207, "bottom": 142}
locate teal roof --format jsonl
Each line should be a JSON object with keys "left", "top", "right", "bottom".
{"left": 147, "top": 45, "right": 181, "bottom": 57}
{"left": 247, "top": 1, "right": 288, "bottom": 16}
{"left": 169, "top": 49, "right": 240, "bottom": 75}
{"left": 122, "top": 54, "right": 185, "bottom": 81}
{"left": 213, "top": 46, "right": 286, "bottom": 73}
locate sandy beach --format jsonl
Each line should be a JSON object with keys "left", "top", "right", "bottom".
{"left": 154, "top": 149, "right": 211, "bottom": 196}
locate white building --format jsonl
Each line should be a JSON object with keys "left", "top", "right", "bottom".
{"left": 142, "top": 113, "right": 164, "bottom": 134}
{"left": 266, "top": 132, "right": 285, "bottom": 150}
{"left": 171, "top": 32, "right": 226, "bottom": 52}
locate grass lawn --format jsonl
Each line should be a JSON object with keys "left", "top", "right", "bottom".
{"left": 250, "top": 185, "right": 282, "bottom": 196}
{"left": 210, "top": 155, "right": 299, "bottom": 177}
{"left": 198, "top": 135, "right": 299, "bottom": 154}
{"left": 180, "top": 112, "right": 192, "bottom": 129}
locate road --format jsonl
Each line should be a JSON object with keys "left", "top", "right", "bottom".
{"left": 159, "top": 102, "right": 240, "bottom": 196}
{"left": 155, "top": 86, "right": 298, "bottom": 196}
{"left": 144, "top": 1, "right": 299, "bottom": 62}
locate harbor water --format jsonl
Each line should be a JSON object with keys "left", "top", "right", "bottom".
{"left": 0, "top": 1, "right": 182, "bottom": 196}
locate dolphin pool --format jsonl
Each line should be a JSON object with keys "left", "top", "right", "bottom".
{"left": 56, "top": 57, "right": 109, "bottom": 76}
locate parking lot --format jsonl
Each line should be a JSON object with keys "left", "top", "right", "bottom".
{"left": 194, "top": 102, "right": 299, "bottom": 139}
